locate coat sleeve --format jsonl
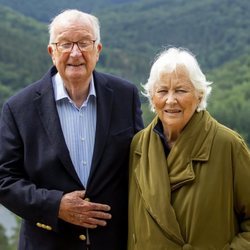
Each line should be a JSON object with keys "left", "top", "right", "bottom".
{"left": 0, "top": 102, "right": 63, "bottom": 231}
{"left": 230, "top": 138, "right": 250, "bottom": 249}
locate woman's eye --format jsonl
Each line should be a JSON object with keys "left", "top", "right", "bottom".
{"left": 176, "top": 89, "right": 187, "bottom": 93}
{"left": 157, "top": 89, "right": 168, "bottom": 93}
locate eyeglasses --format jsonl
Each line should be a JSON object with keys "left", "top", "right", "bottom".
{"left": 51, "top": 40, "right": 96, "bottom": 53}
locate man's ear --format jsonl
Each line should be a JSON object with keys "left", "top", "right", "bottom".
{"left": 96, "top": 43, "right": 102, "bottom": 62}
{"left": 47, "top": 45, "right": 56, "bottom": 65}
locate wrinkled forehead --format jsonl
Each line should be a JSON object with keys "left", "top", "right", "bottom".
{"left": 158, "top": 65, "right": 191, "bottom": 82}
{"left": 53, "top": 17, "right": 94, "bottom": 40}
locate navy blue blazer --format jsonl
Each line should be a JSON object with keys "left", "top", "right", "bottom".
{"left": 0, "top": 66, "right": 144, "bottom": 250}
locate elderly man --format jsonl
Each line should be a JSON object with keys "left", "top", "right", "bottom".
{"left": 0, "top": 9, "right": 143, "bottom": 250}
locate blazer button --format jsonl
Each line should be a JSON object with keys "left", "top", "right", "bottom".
{"left": 45, "top": 225, "right": 52, "bottom": 231}
{"left": 79, "top": 234, "right": 86, "bottom": 241}
{"left": 36, "top": 222, "right": 42, "bottom": 228}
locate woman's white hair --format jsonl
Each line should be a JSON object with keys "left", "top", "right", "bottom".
{"left": 48, "top": 9, "right": 101, "bottom": 45}
{"left": 143, "top": 47, "right": 212, "bottom": 112}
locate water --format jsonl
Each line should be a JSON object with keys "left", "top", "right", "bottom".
{"left": 0, "top": 205, "right": 17, "bottom": 237}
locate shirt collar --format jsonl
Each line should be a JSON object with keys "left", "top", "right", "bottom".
{"left": 52, "top": 73, "right": 96, "bottom": 105}
{"left": 153, "top": 118, "right": 170, "bottom": 155}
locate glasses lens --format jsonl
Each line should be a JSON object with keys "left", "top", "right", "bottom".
{"left": 78, "top": 41, "right": 94, "bottom": 51}
{"left": 56, "top": 41, "right": 95, "bottom": 53}
{"left": 57, "top": 42, "right": 72, "bottom": 52}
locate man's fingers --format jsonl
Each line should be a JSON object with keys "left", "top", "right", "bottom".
{"left": 85, "top": 201, "right": 111, "bottom": 212}
{"left": 72, "top": 190, "right": 86, "bottom": 199}
{"left": 59, "top": 190, "right": 112, "bottom": 228}
{"left": 87, "top": 210, "right": 112, "bottom": 220}
{"left": 68, "top": 211, "right": 111, "bottom": 228}
{"left": 85, "top": 217, "right": 108, "bottom": 227}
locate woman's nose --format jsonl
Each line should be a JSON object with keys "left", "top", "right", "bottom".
{"left": 165, "top": 92, "right": 177, "bottom": 103}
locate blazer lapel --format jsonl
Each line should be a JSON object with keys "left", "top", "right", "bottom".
{"left": 87, "top": 72, "right": 113, "bottom": 185}
{"left": 33, "top": 68, "right": 82, "bottom": 186}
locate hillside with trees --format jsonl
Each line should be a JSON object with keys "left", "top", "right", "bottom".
{"left": 1, "top": 0, "right": 250, "bottom": 71}
{"left": 0, "top": 0, "right": 136, "bottom": 23}
{"left": 0, "top": 0, "right": 249, "bottom": 134}
{"left": 0, "top": 5, "right": 50, "bottom": 108}
{"left": 208, "top": 55, "right": 250, "bottom": 141}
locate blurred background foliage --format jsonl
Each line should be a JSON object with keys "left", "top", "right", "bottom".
{"left": 0, "top": 0, "right": 250, "bottom": 245}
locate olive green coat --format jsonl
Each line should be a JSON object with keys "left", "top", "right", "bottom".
{"left": 128, "top": 111, "right": 250, "bottom": 250}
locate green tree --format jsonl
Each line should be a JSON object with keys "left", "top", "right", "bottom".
{"left": 8, "top": 216, "right": 21, "bottom": 250}
{"left": 0, "top": 224, "right": 10, "bottom": 250}
{"left": 0, "top": 84, "right": 13, "bottom": 109}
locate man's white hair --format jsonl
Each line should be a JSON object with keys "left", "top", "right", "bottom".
{"left": 48, "top": 9, "right": 101, "bottom": 45}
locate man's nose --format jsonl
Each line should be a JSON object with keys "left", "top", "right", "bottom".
{"left": 70, "top": 44, "right": 82, "bottom": 55}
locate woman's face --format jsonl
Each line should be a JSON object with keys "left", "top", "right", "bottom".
{"left": 152, "top": 66, "right": 202, "bottom": 135}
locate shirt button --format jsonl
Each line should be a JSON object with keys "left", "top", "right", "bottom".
{"left": 80, "top": 137, "right": 85, "bottom": 141}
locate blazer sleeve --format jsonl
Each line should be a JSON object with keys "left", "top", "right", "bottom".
{"left": 0, "top": 102, "right": 63, "bottom": 231}
{"left": 132, "top": 85, "right": 144, "bottom": 133}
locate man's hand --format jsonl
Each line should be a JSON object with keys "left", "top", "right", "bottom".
{"left": 58, "top": 190, "right": 111, "bottom": 228}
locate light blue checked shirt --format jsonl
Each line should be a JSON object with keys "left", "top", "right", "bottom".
{"left": 52, "top": 73, "right": 96, "bottom": 187}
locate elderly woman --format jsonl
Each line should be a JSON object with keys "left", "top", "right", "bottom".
{"left": 128, "top": 47, "right": 250, "bottom": 250}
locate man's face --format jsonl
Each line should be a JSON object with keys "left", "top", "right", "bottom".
{"left": 48, "top": 19, "right": 102, "bottom": 85}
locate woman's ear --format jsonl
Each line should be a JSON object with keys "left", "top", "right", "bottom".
{"left": 197, "top": 91, "right": 203, "bottom": 103}
{"left": 199, "top": 95, "right": 203, "bottom": 103}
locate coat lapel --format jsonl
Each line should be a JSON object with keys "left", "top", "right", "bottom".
{"left": 87, "top": 72, "right": 113, "bottom": 185}
{"left": 167, "top": 111, "right": 216, "bottom": 191}
{"left": 33, "top": 67, "right": 82, "bottom": 186}
{"left": 134, "top": 117, "right": 185, "bottom": 245}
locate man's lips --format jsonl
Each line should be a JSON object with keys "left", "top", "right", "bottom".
{"left": 67, "top": 63, "right": 84, "bottom": 67}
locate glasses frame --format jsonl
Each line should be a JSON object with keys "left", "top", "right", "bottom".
{"left": 51, "top": 40, "right": 96, "bottom": 53}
